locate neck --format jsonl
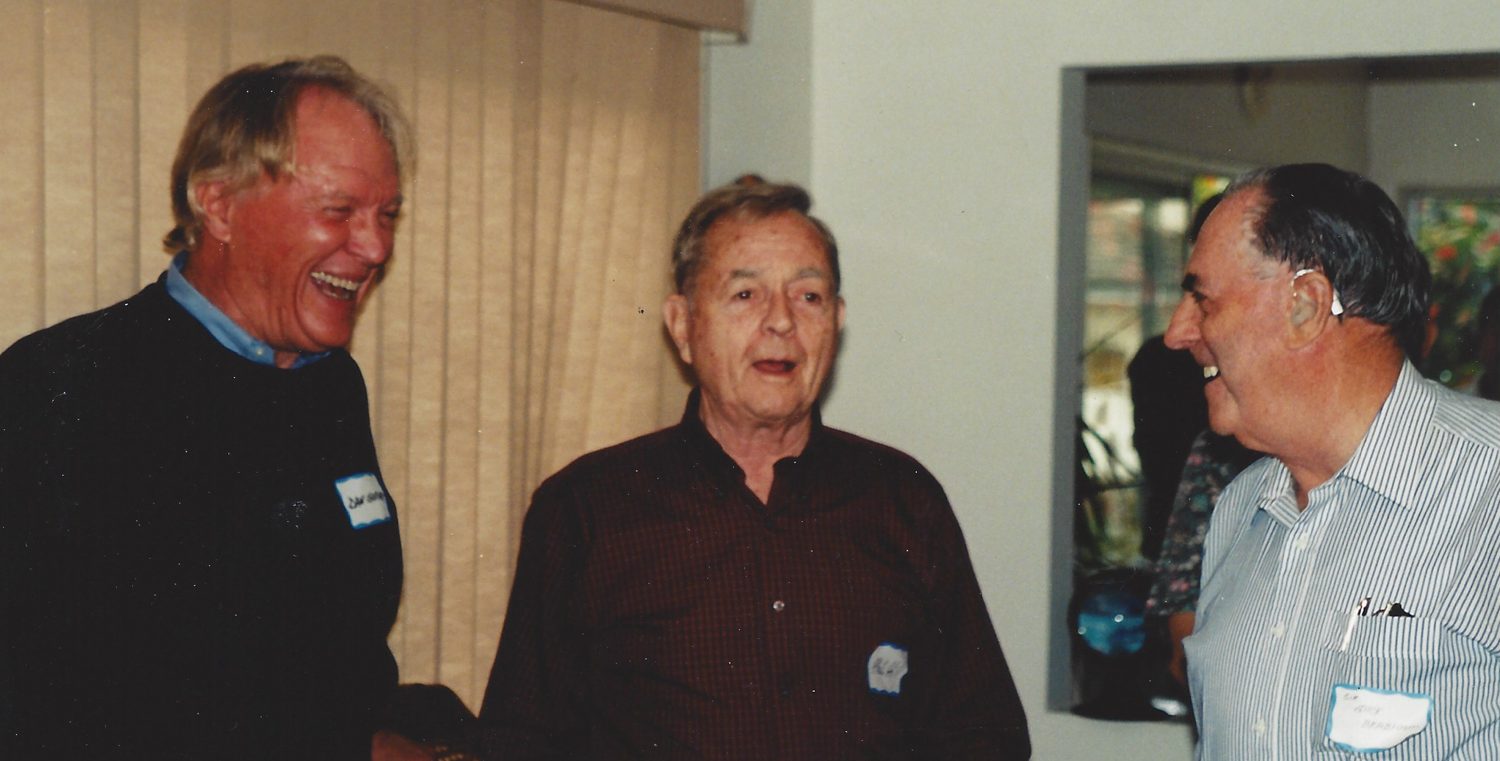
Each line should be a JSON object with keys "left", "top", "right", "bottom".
{"left": 1275, "top": 332, "right": 1404, "bottom": 508}
{"left": 698, "top": 401, "right": 813, "bottom": 504}
{"left": 181, "top": 246, "right": 301, "bottom": 369}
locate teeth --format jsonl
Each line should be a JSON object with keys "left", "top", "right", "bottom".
{"left": 1203, "top": 365, "right": 1220, "bottom": 380}
{"left": 311, "top": 272, "right": 360, "bottom": 292}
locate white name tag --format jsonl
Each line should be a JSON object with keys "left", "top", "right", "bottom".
{"left": 335, "top": 472, "right": 391, "bottom": 529}
{"left": 867, "top": 643, "right": 909, "bottom": 696}
{"left": 1327, "top": 683, "right": 1431, "bottom": 752}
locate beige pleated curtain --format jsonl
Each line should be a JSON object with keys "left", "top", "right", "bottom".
{"left": 0, "top": 0, "right": 710, "bottom": 708}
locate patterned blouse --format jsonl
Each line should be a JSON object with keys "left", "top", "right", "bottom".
{"left": 1145, "top": 430, "right": 1257, "bottom": 616}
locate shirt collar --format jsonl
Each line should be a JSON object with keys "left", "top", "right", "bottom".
{"left": 676, "top": 388, "right": 829, "bottom": 485}
{"left": 1336, "top": 360, "right": 1437, "bottom": 511}
{"left": 164, "top": 252, "right": 328, "bottom": 369}
{"left": 1255, "top": 360, "right": 1435, "bottom": 517}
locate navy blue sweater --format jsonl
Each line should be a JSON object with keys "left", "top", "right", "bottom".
{"left": 0, "top": 281, "right": 402, "bottom": 759}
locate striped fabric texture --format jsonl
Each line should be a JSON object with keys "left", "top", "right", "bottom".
{"left": 1188, "top": 362, "right": 1500, "bottom": 759}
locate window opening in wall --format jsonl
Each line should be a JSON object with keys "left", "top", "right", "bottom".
{"left": 1071, "top": 171, "right": 1225, "bottom": 721}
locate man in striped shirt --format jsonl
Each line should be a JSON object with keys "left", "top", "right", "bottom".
{"left": 1165, "top": 163, "right": 1500, "bottom": 759}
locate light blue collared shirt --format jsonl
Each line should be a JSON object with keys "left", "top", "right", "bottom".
{"left": 164, "top": 252, "right": 328, "bottom": 369}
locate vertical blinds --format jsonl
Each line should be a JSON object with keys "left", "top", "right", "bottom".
{"left": 0, "top": 0, "right": 699, "bottom": 708}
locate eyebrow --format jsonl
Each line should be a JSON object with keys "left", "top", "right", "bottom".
{"left": 726, "top": 267, "right": 829, "bottom": 281}
{"left": 307, "top": 191, "right": 404, "bottom": 208}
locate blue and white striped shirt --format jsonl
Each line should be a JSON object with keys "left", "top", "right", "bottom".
{"left": 1188, "top": 361, "right": 1500, "bottom": 759}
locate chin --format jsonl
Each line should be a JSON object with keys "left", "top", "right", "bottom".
{"left": 747, "top": 400, "right": 809, "bottom": 425}
{"left": 1205, "top": 411, "right": 1236, "bottom": 438}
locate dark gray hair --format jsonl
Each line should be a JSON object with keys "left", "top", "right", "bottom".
{"left": 1225, "top": 163, "right": 1431, "bottom": 358}
{"left": 670, "top": 177, "right": 839, "bottom": 295}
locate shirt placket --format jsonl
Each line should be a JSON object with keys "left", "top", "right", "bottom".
{"left": 760, "top": 456, "right": 830, "bottom": 757}
{"left": 1262, "top": 485, "right": 1338, "bottom": 758}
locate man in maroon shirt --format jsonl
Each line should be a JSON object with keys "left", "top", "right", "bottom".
{"left": 478, "top": 179, "right": 1030, "bottom": 759}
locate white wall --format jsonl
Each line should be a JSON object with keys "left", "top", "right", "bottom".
{"left": 706, "top": 3, "right": 1500, "bottom": 758}
{"left": 703, "top": 1, "right": 814, "bottom": 186}
{"left": 1369, "top": 73, "right": 1500, "bottom": 193}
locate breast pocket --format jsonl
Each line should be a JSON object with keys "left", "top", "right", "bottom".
{"left": 1313, "top": 616, "right": 1452, "bottom": 758}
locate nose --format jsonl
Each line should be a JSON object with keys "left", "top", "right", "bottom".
{"left": 350, "top": 211, "right": 394, "bottom": 268}
{"left": 1163, "top": 296, "right": 1200, "bottom": 350}
{"left": 763, "top": 291, "right": 794, "bottom": 335}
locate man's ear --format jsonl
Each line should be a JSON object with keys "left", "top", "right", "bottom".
{"left": 836, "top": 296, "right": 846, "bottom": 333}
{"left": 1288, "top": 269, "right": 1337, "bottom": 346}
{"left": 194, "top": 180, "right": 235, "bottom": 244}
{"left": 662, "top": 293, "right": 693, "bottom": 365}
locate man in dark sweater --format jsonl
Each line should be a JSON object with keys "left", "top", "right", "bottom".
{"left": 0, "top": 57, "right": 420, "bottom": 759}
{"left": 477, "top": 180, "right": 1030, "bottom": 759}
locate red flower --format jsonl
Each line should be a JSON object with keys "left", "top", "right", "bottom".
{"left": 1435, "top": 244, "right": 1458, "bottom": 262}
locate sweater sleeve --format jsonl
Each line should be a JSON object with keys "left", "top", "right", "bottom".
{"left": 0, "top": 337, "right": 69, "bottom": 756}
{"left": 0, "top": 345, "right": 27, "bottom": 751}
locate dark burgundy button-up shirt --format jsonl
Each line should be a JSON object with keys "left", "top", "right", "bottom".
{"left": 478, "top": 392, "right": 1029, "bottom": 759}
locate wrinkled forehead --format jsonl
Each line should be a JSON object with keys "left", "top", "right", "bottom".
{"left": 704, "top": 211, "right": 832, "bottom": 270}
{"left": 291, "top": 88, "right": 398, "bottom": 176}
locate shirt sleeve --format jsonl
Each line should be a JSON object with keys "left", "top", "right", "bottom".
{"left": 475, "top": 476, "right": 592, "bottom": 760}
{"left": 906, "top": 474, "right": 1032, "bottom": 760}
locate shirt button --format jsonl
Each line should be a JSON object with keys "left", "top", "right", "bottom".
{"left": 1293, "top": 534, "right": 1310, "bottom": 551}
{"left": 772, "top": 600, "right": 786, "bottom": 612}
{"left": 1254, "top": 717, "right": 1267, "bottom": 736}
{"left": 1270, "top": 622, "right": 1285, "bottom": 639}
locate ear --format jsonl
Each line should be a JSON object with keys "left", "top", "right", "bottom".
{"left": 662, "top": 293, "right": 693, "bottom": 365}
{"left": 1288, "top": 269, "right": 1337, "bottom": 347}
{"left": 194, "top": 180, "right": 236, "bottom": 244}
{"left": 835, "top": 296, "right": 846, "bottom": 333}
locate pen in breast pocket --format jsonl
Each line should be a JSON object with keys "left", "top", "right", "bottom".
{"left": 1374, "top": 601, "right": 1415, "bottom": 618}
{"left": 1338, "top": 596, "right": 1372, "bottom": 652}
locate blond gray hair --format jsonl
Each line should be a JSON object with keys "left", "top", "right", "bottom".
{"left": 163, "top": 55, "right": 411, "bottom": 253}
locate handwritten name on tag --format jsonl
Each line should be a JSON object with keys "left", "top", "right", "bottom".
{"left": 335, "top": 473, "right": 391, "bottom": 529}
{"left": 1327, "top": 683, "right": 1430, "bottom": 752}
{"left": 867, "top": 643, "right": 909, "bottom": 696}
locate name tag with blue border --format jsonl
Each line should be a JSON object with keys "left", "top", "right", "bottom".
{"left": 335, "top": 472, "right": 391, "bottom": 529}
{"left": 1326, "top": 683, "right": 1430, "bottom": 752}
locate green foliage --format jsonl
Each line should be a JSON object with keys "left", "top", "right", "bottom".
{"left": 1410, "top": 196, "right": 1500, "bottom": 387}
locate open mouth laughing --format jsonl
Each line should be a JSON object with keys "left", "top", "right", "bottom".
{"left": 1203, "top": 364, "right": 1220, "bottom": 382}
{"left": 311, "top": 271, "right": 362, "bottom": 302}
